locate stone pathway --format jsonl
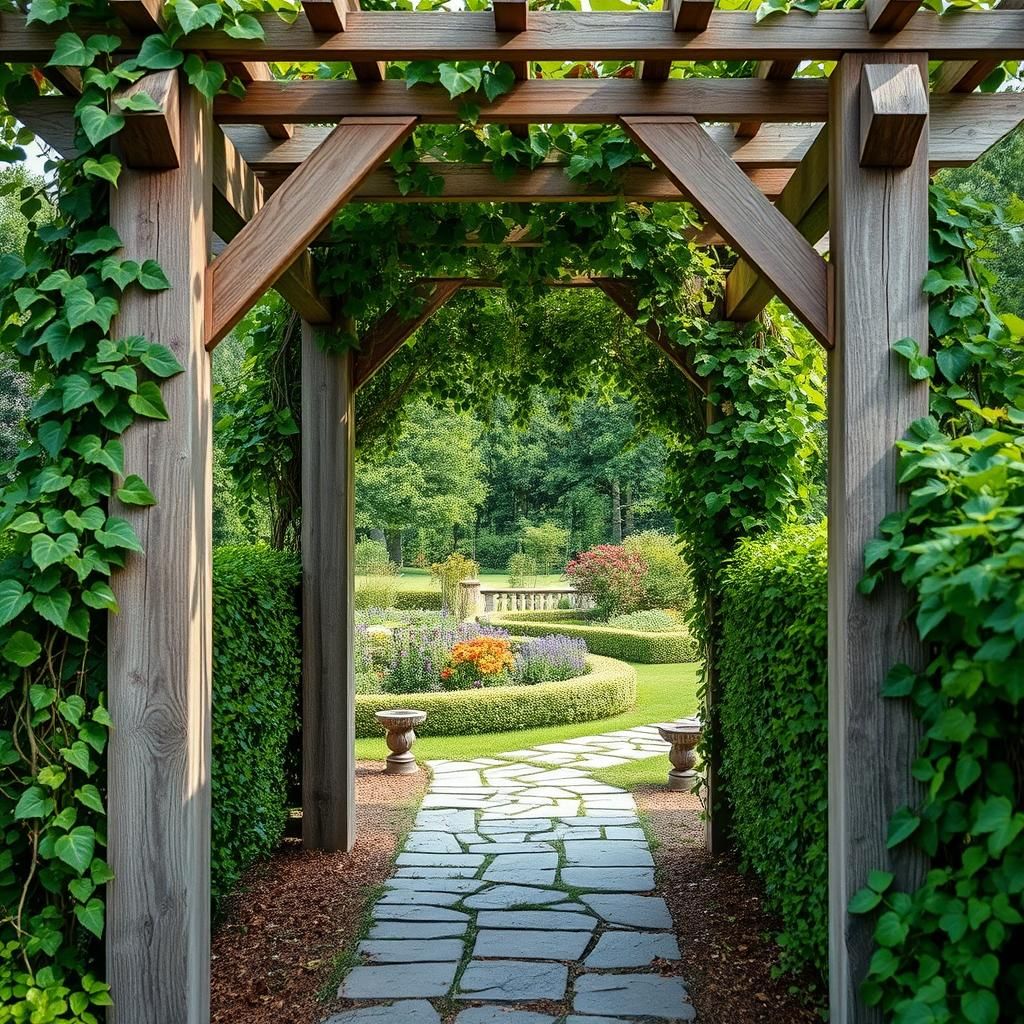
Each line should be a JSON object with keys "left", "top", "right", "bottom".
{"left": 326, "top": 721, "right": 701, "bottom": 1024}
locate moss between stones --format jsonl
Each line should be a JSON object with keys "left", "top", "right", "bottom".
{"left": 354, "top": 654, "right": 636, "bottom": 738}
{"left": 484, "top": 612, "right": 699, "bottom": 665}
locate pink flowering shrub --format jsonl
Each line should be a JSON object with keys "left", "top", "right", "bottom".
{"left": 565, "top": 544, "right": 649, "bottom": 620}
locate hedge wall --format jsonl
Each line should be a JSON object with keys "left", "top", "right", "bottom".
{"left": 718, "top": 522, "right": 828, "bottom": 980}
{"left": 394, "top": 589, "right": 442, "bottom": 610}
{"left": 355, "top": 654, "right": 636, "bottom": 738}
{"left": 211, "top": 546, "right": 301, "bottom": 908}
{"left": 485, "top": 612, "right": 698, "bottom": 664}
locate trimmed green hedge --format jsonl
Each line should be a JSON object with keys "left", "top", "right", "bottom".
{"left": 485, "top": 611, "right": 698, "bottom": 664}
{"left": 394, "top": 589, "right": 442, "bottom": 610}
{"left": 212, "top": 546, "right": 301, "bottom": 908}
{"left": 355, "top": 654, "right": 636, "bottom": 738}
{"left": 718, "top": 522, "right": 827, "bottom": 981}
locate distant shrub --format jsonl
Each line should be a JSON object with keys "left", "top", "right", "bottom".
{"left": 354, "top": 538, "right": 393, "bottom": 574}
{"left": 607, "top": 609, "right": 680, "bottom": 633}
{"left": 431, "top": 551, "right": 479, "bottom": 618}
{"left": 475, "top": 530, "right": 518, "bottom": 571}
{"left": 522, "top": 521, "right": 568, "bottom": 575}
{"left": 393, "top": 589, "right": 443, "bottom": 610}
{"left": 507, "top": 552, "right": 538, "bottom": 587}
{"left": 354, "top": 574, "right": 400, "bottom": 610}
{"left": 565, "top": 544, "right": 648, "bottom": 619}
{"left": 623, "top": 530, "right": 693, "bottom": 613}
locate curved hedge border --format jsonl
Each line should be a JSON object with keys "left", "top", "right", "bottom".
{"left": 484, "top": 611, "right": 698, "bottom": 664}
{"left": 355, "top": 654, "right": 636, "bottom": 737}
{"left": 394, "top": 589, "right": 443, "bottom": 610}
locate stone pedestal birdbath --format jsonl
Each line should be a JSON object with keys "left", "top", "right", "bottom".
{"left": 656, "top": 718, "right": 702, "bottom": 792}
{"left": 376, "top": 709, "right": 428, "bottom": 775}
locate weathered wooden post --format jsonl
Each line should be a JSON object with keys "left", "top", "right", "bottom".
{"left": 301, "top": 323, "right": 356, "bottom": 852}
{"left": 828, "top": 52, "right": 929, "bottom": 1022}
{"left": 107, "top": 75, "right": 214, "bottom": 1024}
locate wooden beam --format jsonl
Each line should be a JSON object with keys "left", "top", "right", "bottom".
{"left": 864, "top": 0, "right": 920, "bottom": 33}
{"left": 353, "top": 279, "right": 465, "bottom": 391}
{"left": 671, "top": 0, "right": 715, "bottom": 32}
{"left": 931, "top": 0, "right": 1024, "bottom": 93}
{"left": 7, "top": 10, "right": 1024, "bottom": 62}
{"left": 624, "top": 114, "right": 830, "bottom": 347}
{"left": 593, "top": 278, "right": 707, "bottom": 394}
{"left": 115, "top": 70, "right": 180, "bottom": 169}
{"left": 302, "top": 323, "right": 356, "bottom": 852}
{"left": 207, "top": 115, "right": 415, "bottom": 348}
{"left": 107, "top": 75, "right": 212, "bottom": 1024}
{"left": 225, "top": 62, "right": 292, "bottom": 140}
{"left": 828, "top": 50, "right": 928, "bottom": 1024}
{"left": 300, "top": 0, "right": 385, "bottom": 80}
{"left": 734, "top": 59, "right": 801, "bottom": 139}
{"left": 211, "top": 127, "right": 332, "bottom": 325}
{"left": 724, "top": 124, "right": 829, "bottom": 324}
{"left": 494, "top": 0, "right": 529, "bottom": 130}
{"left": 108, "top": 0, "right": 163, "bottom": 31}
{"left": 212, "top": 77, "right": 831, "bottom": 126}
{"left": 860, "top": 62, "right": 928, "bottom": 167}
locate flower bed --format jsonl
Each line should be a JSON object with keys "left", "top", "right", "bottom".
{"left": 354, "top": 654, "right": 636, "bottom": 738}
{"left": 484, "top": 611, "right": 699, "bottom": 664}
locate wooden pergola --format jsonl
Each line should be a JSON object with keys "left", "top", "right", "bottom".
{"left": 5, "top": 4, "right": 1024, "bottom": 1021}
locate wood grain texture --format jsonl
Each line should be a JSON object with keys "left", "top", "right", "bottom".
{"left": 210, "top": 128, "right": 331, "bottom": 325}
{"left": 593, "top": 278, "right": 707, "bottom": 394}
{"left": 671, "top": 0, "right": 714, "bottom": 32}
{"left": 828, "top": 51, "right": 928, "bottom": 1024}
{"left": 108, "top": 0, "right": 163, "bottom": 31}
{"left": 864, "top": 0, "right": 920, "bottom": 32}
{"left": 106, "top": 78, "right": 212, "bottom": 1024}
{"left": 115, "top": 69, "right": 180, "bottom": 169}
{"left": 207, "top": 115, "right": 414, "bottom": 346}
{"left": 224, "top": 61, "right": 293, "bottom": 140}
{"left": 931, "top": 0, "right": 1024, "bottom": 93}
{"left": 302, "top": 0, "right": 349, "bottom": 31}
{"left": 860, "top": 63, "right": 928, "bottom": 167}
{"left": 725, "top": 124, "right": 829, "bottom": 324}
{"left": 212, "top": 76, "right": 830, "bottom": 125}
{"left": 624, "top": 115, "right": 830, "bottom": 346}
{"left": 353, "top": 279, "right": 464, "bottom": 391}
{"left": 734, "top": 59, "right": 801, "bottom": 139}
{"left": 302, "top": 324, "right": 356, "bottom": 852}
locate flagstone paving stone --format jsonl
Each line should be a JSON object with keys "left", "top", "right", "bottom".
{"left": 331, "top": 723, "right": 694, "bottom": 1016}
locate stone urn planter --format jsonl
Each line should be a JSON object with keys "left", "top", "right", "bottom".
{"left": 375, "top": 709, "right": 428, "bottom": 775}
{"left": 656, "top": 718, "right": 703, "bottom": 792}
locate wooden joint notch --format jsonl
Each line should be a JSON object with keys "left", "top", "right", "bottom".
{"left": 670, "top": 0, "right": 714, "bottom": 31}
{"left": 493, "top": 0, "right": 528, "bottom": 33}
{"left": 863, "top": 0, "right": 921, "bottom": 32}
{"left": 114, "top": 69, "right": 180, "bottom": 169}
{"left": 860, "top": 63, "right": 927, "bottom": 168}
{"left": 301, "top": 0, "right": 386, "bottom": 81}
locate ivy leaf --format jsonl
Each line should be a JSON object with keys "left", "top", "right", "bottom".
{"left": 3, "top": 631, "right": 42, "bottom": 667}
{"left": 60, "top": 741, "right": 93, "bottom": 774}
{"left": 101, "top": 258, "right": 141, "bottom": 290}
{"left": 223, "top": 12, "right": 265, "bottom": 38}
{"left": 405, "top": 61, "right": 440, "bottom": 88}
{"left": 483, "top": 62, "right": 516, "bottom": 103}
{"left": 184, "top": 54, "right": 227, "bottom": 99}
{"left": 83, "top": 154, "right": 123, "bottom": 186}
{"left": 79, "top": 105, "right": 126, "bottom": 148}
{"left": 55, "top": 826, "right": 96, "bottom": 875}
{"left": 137, "top": 260, "right": 171, "bottom": 291}
{"left": 962, "top": 990, "right": 998, "bottom": 1024}
{"left": 886, "top": 806, "right": 921, "bottom": 848}
{"left": 82, "top": 581, "right": 119, "bottom": 612}
{"left": 175, "top": 0, "right": 224, "bottom": 33}
{"left": 101, "top": 365, "right": 138, "bottom": 391}
{"left": 116, "top": 475, "right": 158, "bottom": 507}
{"left": 27, "top": 0, "right": 71, "bottom": 24}
{"left": 14, "top": 785, "right": 53, "bottom": 820}
{"left": 33, "top": 587, "right": 72, "bottom": 629}
{"left": 438, "top": 62, "right": 483, "bottom": 99}
{"left": 129, "top": 381, "right": 170, "bottom": 420}
{"left": 140, "top": 343, "right": 183, "bottom": 378}
{"left": 95, "top": 517, "right": 143, "bottom": 553}
{"left": 7, "top": 511, "right": 44, "bottom": 534}
{"left": 0, "top": 580, "right": 32, "bottom": 627}
{"left": 848, "top": 887, "right": 883, "bottom": 914}
{"left": 49, "top": 32, "right": 98, "bottom": 67}
{"left": 31, "top": 532, "right": 78, "bottom": 570}
{"left": 73, "top": 225, "right": 123, "bottom": 256}
{"left": 75, "top": 785, "right": 105, "bottom": 815}
{"left": 74, "top": 898, "right": 105, "bottom": 938}
{"left": 136, "top": 34, "right": 184, "bottom": 70}
{"left": 115, "top": 91, "right": 163, "bottom": 114}
{"left": 68, "top": 878, "right": 96, "bottom": 903}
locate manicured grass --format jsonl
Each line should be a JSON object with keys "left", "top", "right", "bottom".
{"left": 358, "top": 568, "right": 568, "bottom": 592}
{"left": 591, "top": 756, "right": 678, "bottom": 791}
{"left": 353, "top": 661, "right": 701, "bottom": 763}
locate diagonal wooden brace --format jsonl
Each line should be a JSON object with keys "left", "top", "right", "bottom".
{"left": 622, "top": 114, "right": 831, "bottom": 348}
{"left": 206, "top": 114, "right": 416, "bottom": 348}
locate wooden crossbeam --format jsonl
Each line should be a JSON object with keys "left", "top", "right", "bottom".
{"left": 225, "top": 62, "right": 292, "bottom": 140}
{"left": 208, "top": 116, "right": 414, "bottom": 347}
{"left": 860, "top": 63, "right": 928, "bottom": 168}
{"left": 932, "top": 0, "right": 1024, "bottom": 93}
{"left": 639, "top": 0, "right": 713, "bottom": 78}
{"left": 211, "top": 127, "right": 332, "bottom": 326}
{"left": 724, "top": 125, "right": 828, "bottom": 324}
{"left": 494, "top": 0, "right": 529, "bottom": 136}
{"left": 594, "top": 278, "right": 706, "bottom": 394}
{"left": 734, "top": 60, "right": 800, "bottom": 139}
{"left": 212, "top": 77, "right": 830, "bottom": 125}
{"left": 624, "top": 115, "right": 830, "bottom": 347}
{"left": 353, "top": 279, "right": 465, "bottom": 391}
{"left": 864, "top": 0, "right": 921, "bottom": 33}
{"left": 301, "top": 0, "right": 385, "bottom": 81}
{"left": 115, "top": 70, "right": 180, "bottom": 168}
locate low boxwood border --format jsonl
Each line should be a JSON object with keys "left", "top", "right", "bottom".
{"left": 355, "top": 654, "right": 636, "bottom": 737}
{"left": 484, "top": 611, "right": 699, "bottom": 664}
{"left": 393, "top": 589, "right": 443, "bottom": 610}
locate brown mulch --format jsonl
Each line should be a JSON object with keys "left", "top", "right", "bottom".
{"left": 634, "top": 784, "right": 826, "bottom": 1024}
{"left": 210, "top": 760, "right": 426, "bottom": 1024}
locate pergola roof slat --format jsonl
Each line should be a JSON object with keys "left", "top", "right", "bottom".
{"left": 931, "top": 0, "right": 1024, "bottom": 93}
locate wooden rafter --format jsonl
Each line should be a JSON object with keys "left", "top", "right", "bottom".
{"left": 594, "top": 278, "right": 707, "bottom": 395}
{"left": 734, "top": 60, "right": 801, "bottom": 139}
{"left": 224, "top": 62, "right": 293, "bottom": 140}
{"left": 211, "top": 127, "right": 332, "bottom": 326}
{"left": 353, "top": 279, "right": 465, "bottom": 392}
{"left": 931, "top": 0, "right": 1024, "bottom": 93}
{"left": 207, "top": 115, "right": 415, "bottom": 347}
{"left": 724, "top": 125, "right": 828, "bottom": 324}
{"left": 864, "top": 0, "right": 921, "bottom": 33}
{"left": 624, "top": 115, "right": 831, "bottom": 347}
{"left": 639, "top": 0, "right": 713, "bottom": 78}
{"left": 300, "top": 0, "right": 385, "bottom": 81}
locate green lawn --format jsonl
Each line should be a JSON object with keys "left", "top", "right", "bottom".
{"left": 358, "top": 568, "right": 568, "bottom": 592}
{"left": 354, "top": 661, "right": 701, "bottom": 763}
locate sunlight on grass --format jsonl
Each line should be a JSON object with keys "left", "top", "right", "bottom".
{"left": 354, "top": 661, "right": 701, "bottom": 763}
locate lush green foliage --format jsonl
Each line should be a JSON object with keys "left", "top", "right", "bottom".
{"left": 353, "top": 574, "right": 401, "bottom": 611}
{"left": 353, "top": 538, "right": 392, "bottom": 574}
{"left": 606, "top": 609, "right": 681, "bottom": 633}
{"left": 354, "top": 654, "right": 636, "bottom": 738}
{"left": 487, "top": 612, "right": 698, "bottom": 664}
{"left": 718, "top": 523, "right": 828, "bottom": 983}
{"left": 565, "top": 543, "right": 649, "bottom": 619}
{"left": 431, "top": 551, "right": 479, "bottom": 619}
{"left": 210, "top": 547, "right": 300, "bottom": 909}
{"left": 623, "top": 530, "right": 694, "bottom": 614}
{"left": 392, "top": 589, "right": 443, "bottom": 611}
